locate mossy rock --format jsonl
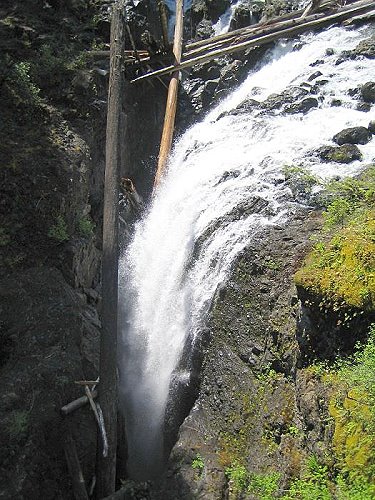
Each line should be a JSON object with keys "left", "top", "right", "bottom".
{"left": 295, "top": 210, "right": 375, "bottom": 311}
{"left": 317, "top": 144, "right": 362, "bottom": 164}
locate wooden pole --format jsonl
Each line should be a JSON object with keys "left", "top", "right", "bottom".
{"left": 153, "top": 0, "right": 184, "bottom": 191}
{"left": 157, "top": 0, "right": 170, "bottom": 49}
{"left": 131, "top": 0, "right": 374, "bottom": 83}
{"left": 96, "top": 0, "right": 125, "bottom": 497}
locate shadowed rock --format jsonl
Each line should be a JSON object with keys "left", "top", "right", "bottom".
{"left": 333, "top": 126, "right": 372, "bottom": 146}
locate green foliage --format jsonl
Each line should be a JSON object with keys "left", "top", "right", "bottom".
{"left": 225, "top": 462, "right": 249, "bottom": 492}
{"left": 323, "top": 198, "right": 353, "bottom": 228}
{"left": 12, "top": 61, "right": 42, "bottom": 105}
{"left": 191, "top": 453, "right": 204, "bottom": 476}
{"left": 287, "top": 424, "right": 300, "bottom": 436}
{"left": 336, "top": 472, "right": 375, "bottom": 499}
{"left": 248, "top": 471, "right": 280, "bottom": 499}
{"left": 48, "top": 215, "right": 69, "bottom": 242}
{"left": 282, "top": 456, "right": 332, "bottom": 499}
{"left": 78, "top": 215, "right": 95, "bottom": 237}
{"left": 225, "top": 464, "right": 280, "bottom": 498}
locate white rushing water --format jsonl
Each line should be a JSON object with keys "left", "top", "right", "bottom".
{"left": 119, "top": 25, "right": 374, "bottom": 478}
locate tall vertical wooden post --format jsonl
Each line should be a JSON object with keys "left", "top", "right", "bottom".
{"left": 96, "top": 0, "right": 125, "bottom": 497}
{"left": 153, "top": 0, "right": 184, "bottom": 191}
{"left": 157, "top": 0, "right": 170, "bottom": 49}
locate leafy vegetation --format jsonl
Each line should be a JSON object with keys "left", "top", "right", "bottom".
{"left": 191, "top": 453, "right": 205, "bottom": 477}
{"left": 48, "top": 215, "right": 69, "bottom": 242}
{"left": 78, "top": 215, "right": 95, "bottom": 238}
{"left": 295, "top": 166, "right": 375, "bottom": 311}
{"left": 281, "top": 456, "right": 331, "bottom": 499}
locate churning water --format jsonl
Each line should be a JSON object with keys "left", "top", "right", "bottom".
{"left": 118, "top": 24, "right": 374, "bottom": 479}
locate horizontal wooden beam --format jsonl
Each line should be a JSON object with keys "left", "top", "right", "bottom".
{"left": 130, "top": 0, "right": 374, "bottom": 83}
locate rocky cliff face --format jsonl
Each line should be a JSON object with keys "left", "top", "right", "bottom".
{"left": 0, "top": 0, "right": 166, "bottom": 497}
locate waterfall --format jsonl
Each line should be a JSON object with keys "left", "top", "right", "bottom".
{"left": 118, "top": 24, "right": 374, "bottom": 479}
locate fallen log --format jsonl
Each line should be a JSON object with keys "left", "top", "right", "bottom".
{"left": 131, "top": 0, "right": 374, "bottom": 83}
{"left": 343, "top": 8, "right": 375, "bottom": 24}
{"left": 61, "top": 390, "right": 98, "bottom": 416}
{"left": 153, "top": 0, "right": 184, "bottom": 190}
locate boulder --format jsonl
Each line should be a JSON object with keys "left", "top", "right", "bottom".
{"left": 353, "top": 34, "right": 375, "bottom": 59}
{"left": 369, "top": 120, "right": 375, "bottom": 135}
{"left": 317, "top": 144, "right": 362, "bottom": 163}
{"left": 360, "top": 82, "right": 375, "bottom": 104}
{"left": 195, "top": 19, "right": 214, "bottom": 40}
{"left": 333, "top": 126, "right": 372, "bottom": 146}
{"left": 262, "top": 86, "right": 309, "bottom": 111}
{"left": 284, "top": 97, "right": 319, "bottom": 114}
{"left": 229, "top": 3, "right": 253, "bottom": 31}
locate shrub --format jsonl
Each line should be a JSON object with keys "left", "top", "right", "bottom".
{"left": 48, "top": 215, "right": 69, "bottom": 242}
{"left": 78, "top": 215, "right": 95, "bottom": 237}
{"left": 191, "top": 453, "right": 204, "bottom": 476}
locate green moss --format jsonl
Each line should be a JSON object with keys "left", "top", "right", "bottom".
{"left": 295, "top": 210, "right": 375, "bottom": 310}
{"left": 328, "top": 325, "right": 375, "bottom": 481}
{"left": 283, "top": 165, "right": 320, "bottom": 197}
{"left": 296, "top": 167, "right": 375, "bottom": 311}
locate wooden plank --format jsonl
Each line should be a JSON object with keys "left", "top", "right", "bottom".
{"left": 95, "top": 0, "right": 125, "bottom": 497}
{"left": 131, "top": 0, "right": 374, "bottom": 83}
{"left": 153, "top": 0, "right": 185, "bottom": 191}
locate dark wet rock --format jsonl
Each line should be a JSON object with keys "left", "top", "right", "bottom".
{"left": 352, "top": 34, "right": 375, "bottom": 59}
{"left": 191, "top": 0, "right": 230, "bottom": 24}
{"left": 261, "top": 0, "right": 300, "bottom": 21}
{"left": 284, "top": 97, "right": 319, "bottom": 114}
{"left": 308, "top": 71, "right": 323, "bottom": 81}
{"left": 310, "top": 58, "right": 325, "bottom": 67}
{"left": 326, "top": 47, "right": 335, "bottom": 56}
{"left": 331, "top": 99, "right": 342, "bottom": 107}
{"left": 218, "top": 98, "right": 261, "bottom": 119}
{"left": 229, "top": 2, "right": 263, "bottom": 30}
{"left": 357, "top": 103, "right": 372, "bottom": 113}
{"left": 333, "top": 126, "right": 372, "bottom": 146}
{"left": 229, "top": 3, "right": 253, "bottom": 30}
{"left": 195, "top": 19, "right": 214, "bottom": 40}
{"left": 317, "top": 144, "right": 362, "bottom": 164}
{"left": 217, "top": 170, "right": 241, "bottom": 183}
{"left": 262, "top": 86, "right": 309, "bottom": 111}
{"left": 335, "top": 35, "right": 375, "bottom": 65}
{"left": 369, "top": 120, "right": 375, "bottom": 135}
{"left": 360, "top": 81, "right": 375, "bottom": 103}
{"left": 219, "top": 59, "right": 244, "bottom": 86}
{"left": 191, "top": 61, "right": 223, "bottom": 81}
